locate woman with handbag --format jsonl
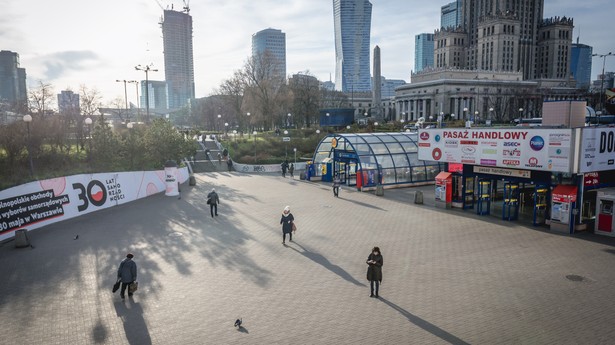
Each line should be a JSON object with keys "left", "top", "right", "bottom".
{"left": 366, "top": 247, "right": 383, "bottom": 298}
{"left": 280, "top": 205, "right": 295, "bottom": 245}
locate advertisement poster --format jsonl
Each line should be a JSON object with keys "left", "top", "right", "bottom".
{"left": 417, "top": 128, "right": 573, "bottom": 173}
{"left": 579, "top": 127, "right": 615, "bottom": 173}
{"left": 0, "top": 169, "right": 188, "bottom": 241}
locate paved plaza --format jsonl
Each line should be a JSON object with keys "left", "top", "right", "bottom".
{"left": 1, "top": 172, "right": 615, "bottom": 344}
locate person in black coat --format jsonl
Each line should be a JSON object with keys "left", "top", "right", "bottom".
{"left": 280, "top": 205, "right": 295, "bottom": 244}
{"left": 207, "top": 189, "right": 220, "bottom": 217}
{"left": 117, "top": 253, "right": 137, "bottom": 299}
{"left": 366, "top": 246, "right": 383, "bottom": 297}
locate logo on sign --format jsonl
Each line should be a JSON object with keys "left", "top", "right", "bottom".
{"left": 420, "top": 132, "right": 430, "bottom": 140}
{"left": 435, "top": 134, "right": 441, "bottom": 142}
{"left": 445, "top": 140, "right": 458, "bottom": 148}
{"left": 530, "top": 136, "right": 545, "bottom": 151}
{"left": 462, "top": 147, "right": 476, "bottom": 154}
{"left": 503, "top": 142, "right": 521, "bottom": 147}
{"left": 503, "top": 148, "right": 521, "bottom": 157}
{"left": 527, "top": 157, "right": 541, "bottom": 167}
{"left": 502, "top": 159, "right": 520, "bottom": 166}
{"left": 432, "top": 148, "right": 442, "bottom": 160}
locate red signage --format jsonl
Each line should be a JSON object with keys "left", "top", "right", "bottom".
{"left": 584, "top": 172, "right": 600, "bottom": 187}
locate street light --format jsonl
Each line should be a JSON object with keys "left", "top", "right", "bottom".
{"left": 84, "top": 117, "right": 93, "bottom": 169}
{"left": 474, "top": 110, "right": 479, "bottom": 124}
{"left": 439, "top": 111, "right": 444, "bottom": 128}
{"left": 284, "top": 130, "right": 289, "bottom": 158}
{"left": 126, "top": 80, "right": 139, "bottom": 122}
{"left": 592, "top": 52, "right": 614, "bottom": 112}
{"left": 488, "top": 107, "right": 494, "bottom": 126}
{"left": 115, "top": 79, "right": 130, "bottom": 110}
{"left": 224, "top": 122, "right": 228, "bottom": 137}
{"left": 246, "top": 112, "right": 251, "bottom": 137}
{"left": 127, "top": 122, "right": 135, "bottom": 169}
{"left": 293, "top": 147, "right": 297, "bottom": 164}
{"left": 463, "top": 107, "right": 468, "bottom": 120}
{"left": 287, "top": 113, "right": 292, "bottom": 129}
{"left": 135, "top": 64, "right": 158, "bottom": 123}
{"left": 217, "top": 114, "right": 221, "bottom": 133}
{"left": 23, "top": 115, "right": 34, "bottom": 177}
{"left": 253, "top": 131, "right": 258, "bottom": 162}
{"left": 316, "top": 129, "right": 321, "bottom": 134}
{"left": 518, "top": 107, "right": 524, "bottom": 125}
{"left": 346, "top": 125, "right": 351, "bottom": 130}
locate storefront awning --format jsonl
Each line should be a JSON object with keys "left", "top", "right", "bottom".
{"left": 435, "top": 172, "right": 452, "bottom": 181}
{"left": 552, "top": 185, "right": 578, "bottom": 202}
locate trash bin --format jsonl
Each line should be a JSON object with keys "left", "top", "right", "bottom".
{"left": 164, "top": 160, "right": 179, "bottom": 196}
{"left": 414, "top": 191, "right": 424, "bottom": 204}
{"left": 189, "top": 175, "right": 196, "bottom": 186}
{"left": 300, "top": 172, "right": 306, "bottom": 180}
{"left": 15, "top": 229, "right": 30, "bottom": 248}
{"left": 376, "top": 184, "right": 384, "bottom": 196}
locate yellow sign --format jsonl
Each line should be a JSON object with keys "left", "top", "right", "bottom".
{"left": 331, "top": 137, "right": 338, "bottom": 148}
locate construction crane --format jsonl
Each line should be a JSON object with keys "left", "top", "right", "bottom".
{"left": 183, "top": 0, "right": 190, "bottom": 13}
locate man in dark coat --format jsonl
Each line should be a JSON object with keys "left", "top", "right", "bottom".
{"left": 366, "top": 247, "right": 383, "bottom": 297}
{"left": 281, "top": 160, "right": 288, "bottom": 178}
{"left": 117, "top": 253, "right": 137, "bottom": 299}
{"left": 207, "top": 188, "right": 220, "bottom": 217}
{"left": 227, "top": 158, "right": 233, "bottom": 172}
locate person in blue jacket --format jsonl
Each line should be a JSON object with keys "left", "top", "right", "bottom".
{"left": 117, "top": 253, "right": 137, "bottom": 299}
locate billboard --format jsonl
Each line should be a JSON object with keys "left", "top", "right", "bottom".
{"left": 0, "top": 169, "right": 189, "bottom": 242}
{"left": 417, "top": 128, "right": 573, "bottom": 173}
{"left": 579, "top": 127, "right": 615, "bottom": 173}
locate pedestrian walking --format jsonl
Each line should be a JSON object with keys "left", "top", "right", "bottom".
{"left": 280, "top": 205, "right": 295, "bottom": 244}
{"left": 227, "top": 158, "right": 233, "bottom": 172}
{"left": 281, "top": 160, "right": 288, "bottom": 178}
{"left": 217, "top": 153, "right": 222, "bottom": 166}
{"left": 289, "top": 163, "right": 294, "bottom": 178}
{"left": 366, "top": 247, "right": 383, "bottom": 298}
{"left": 117, "top": 253, "right": 137, "bottom": 299}
{"left": 207, "top": 188, "right": 220, "bottom": 217}
{"left": 333, "top": 174, "right": 341, "bottom": 197}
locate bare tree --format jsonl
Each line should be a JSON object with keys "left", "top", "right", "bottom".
{"left": 28, "top": 81, "right": 55, "bottom": 116}
{"left": 289, "top": 71, "right": 321, "bottom": 128}
{"left": 218, "top": 70, "right": 246, "bottom": 132}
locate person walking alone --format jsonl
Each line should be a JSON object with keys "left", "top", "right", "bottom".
{"left": 207, "top": 188, "right": 220, "bottom": 217}
{"left": 117, "top": 253, "right": 137, "bottom": 299}
{"left": 289, "top": 163, "right": 294, "bottom": 178}
{"left": 366, "top": 247, "right": 383, "bottom": 298}
{"left": 280, "top": 205, "right": 295, "bottom": 244}
{"left": 333, "top": 174, "right": 341, "bottom": 197}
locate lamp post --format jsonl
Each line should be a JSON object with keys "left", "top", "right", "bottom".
{"left": 439, "top": 111, "right": 444, "bottom": 128}
{"left": 135, "top": 64, "right": 158, "bottom": 123}
{"left": 592, "top": 52, "right": 614, "bottom": 112}
{"left": 293, "top": 147, "right": 297, "bottom": 164}
{"left": 284, "top": 130, "right": 289, "bottom": 158}
{"left": 246, "top": 112, "right": 251, "bottom": 137}
{"left": 518, "top": 107, "right": 524, "bottom": 125}
{"left": 488, "top": 107, "right": 494, "bottom": 126}
{"left": 84, "top": 117, "right": 93, "bottom": 169}
{"left": 224, "top": 122, "right": 228, "bottom": 138}
{"left": 127, "top": 122, "right": 134, "bottom": 169}
{"left": 287, "top": 113, "right": 292, "bottom": 129}
{"left": 253, "top": 131, "right": 258, "bottom": 162}
{"left": 463, "top": 107, "right": 468, "bottom": 120}
{"left": 23, "top": 115, "right": 34, "bottom": 177}
{"left": 115, "top": 79, "right": 130, "bottom": 110}
{"left": 126, "top": 80, "right": 139, "bottom": 122}
{"left": 217, "top": 114, "right": 221, "bottom": 133}
{"left": 474, "top": 110, "right": 479, "bottom": 124}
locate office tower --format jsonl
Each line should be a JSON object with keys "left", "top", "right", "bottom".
{"left": 140, "top": 80, "right": 168, "bottom": 110}
{"left": 57, "top": 90, "right": 80, "bottom": 114}
{"left": 372, "top": 45, "right": 382, "bottom": 118}
{"left": 161, "top": 8, "right": 195, "bottom": 109}
{"left": 252, "top": 28, "right": 287, "bottom": 79}
{"left": 0, "top": 50, "right": 27, "bottom": 106}
{"left": 441, "top": 0, "right": 462, "bottom": 29}
{"left": 536, "top": 17, "right": 574, "bottom": 79}
{"left": 333, "top": 0, "right": 373, "bottom": 92}
{"left": 570, "top": 41, "right": 593, "bottom": 89}
{"left": 415, "top": 33, "right": 435, "bottom": 72}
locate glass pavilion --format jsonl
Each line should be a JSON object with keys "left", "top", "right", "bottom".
{"left": 311, "top": 132, "right": 444, "bottom": 188}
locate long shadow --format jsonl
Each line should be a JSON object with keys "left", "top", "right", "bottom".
{"left": 378, "top": 297, "right": 470, "bottom": 345}
{"left": 114, "top": 299, "right": 152, "bottom": 345}
{"left": 288, "top": 242, "right": 365, "bottom": 287}
{"left": 339, "top": 196, "right": 387, "bottom": 211}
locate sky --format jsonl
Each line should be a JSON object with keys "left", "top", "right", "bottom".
{"left": 2, "top": 0, "right": 614, "bottom": 106}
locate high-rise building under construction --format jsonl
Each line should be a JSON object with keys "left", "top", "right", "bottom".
{"left": 161, "top": 7, "right": 195, "bottom": 109}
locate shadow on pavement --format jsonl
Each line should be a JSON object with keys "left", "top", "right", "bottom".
{"left": 114, "top": 299, "right": 152, "bottom": 345}
{"left": 288, "top": 242, "right": 365, "bottom": 287}
{"left": 339, "top": 196, "right": 387, "bottom": 211}
{"left": 91, "top": 318, "right": 107, "bottom": 343}
{"left": 378, "top": 297, "right": 470, "bottom": 345}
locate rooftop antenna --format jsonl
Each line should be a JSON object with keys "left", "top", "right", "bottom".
{"left": 183, "top": 0, "right": 190, "bottom": 13}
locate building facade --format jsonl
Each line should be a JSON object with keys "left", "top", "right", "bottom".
{"left": 441, "top": 0, "right": 462, "bottom": 29}
{"left": 161, "top": 9, "right": 195, "bottom": 110}
{"left": 0, "top": 50, "right": 27, "bottom": 108}
{"left": 141, "top": 80, "right": 168, "bottom": 110}
{"left": 571, "top": 42, "right": 593, "bottom": 89}
{"left": 57, "top": 90, "right": 80, "bottom": 115}
{"left": 415, "top": 33, "right": 435, "bottom": 73}
{"left": 333, "top": 0, "right": 372, "bottom": 93}
{"left": 252, "top": 28, "right": 287, "bottom": 79}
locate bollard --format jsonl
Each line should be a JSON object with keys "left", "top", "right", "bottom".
{"left": 15, "top": 229, "right": 30, "bottom": 248}
{"left": 414, "top": 190, "right": 424, "bottom": 204}
{"left": 189, "top": 175, "right": 196, "bottom": 186}
{"left": 300, "top": 172, "right": 306, "bottom": 180}
{"left": 376, "top": 185, "right": 384, "bottom": 196}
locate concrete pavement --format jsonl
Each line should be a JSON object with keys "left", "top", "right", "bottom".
{"left": 1, "top": 173, "right": 614, "bottom": 344}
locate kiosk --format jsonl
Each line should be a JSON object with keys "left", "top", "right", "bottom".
{"left": 595, "top": 188, "right": 615, "bottom": 237}
{"left": 435, "top": 172, "right": 452, "bottom": 208}
{"left": 550, "top": 185, "right": 578, "bottom": 234}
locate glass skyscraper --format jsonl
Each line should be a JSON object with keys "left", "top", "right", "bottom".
{"left": 333, "top": 0, "right": 372, "bottom": 93}
{"left": 161, "top": 9, "right": 195, "bottom": 110}
{"left": 414, "top": 33, "right": 434, "bottom": 72}
{"left": 441, "top": 0, "right": 462, "bottom": 29}
{"left": 0, "top": 50, "right": 27, "bottom": 107}
{"left": 252, "top": 28, "right": 287, "bottom": 79}
{"left": 571, "top": 43, "right": 593, "bottom": 90}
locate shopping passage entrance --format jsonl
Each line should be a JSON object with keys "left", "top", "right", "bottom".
{"left": 333, "top": 149, "right": 358, "bottom": 186}
{"left": 457, "top": 165, "right": 553, "bottom": 226}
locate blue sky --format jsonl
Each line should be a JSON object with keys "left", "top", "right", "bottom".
{"left": 2, "top": 0, "right": 613, "bottom": 105}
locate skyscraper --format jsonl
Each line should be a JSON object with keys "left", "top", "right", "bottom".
{"left": 571, "top": 42, "right": 593, "bottom": 89}
{"left": 57, "top": 90, "right": 80, "bottom": 115}
{"left": 161, "top": 8, "right": 195, "bottom": 110}
{"left": 252, "top": 28, "right": 287, "bottom": 79}
{"left": 0, "top": 50, "right": 27, "bottom": 107}
{"left": 415, "top": 33, "right": 435, "bottom": 72}
{"left": 441, "top": 0, "right": 462, "bottom": 29}
{"left": 333, "top": 0, "right": 372, "bottom": 93}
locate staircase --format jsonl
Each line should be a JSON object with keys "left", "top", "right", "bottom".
{"left": 192, "top": 139, "right": 226, "bottom": 173}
